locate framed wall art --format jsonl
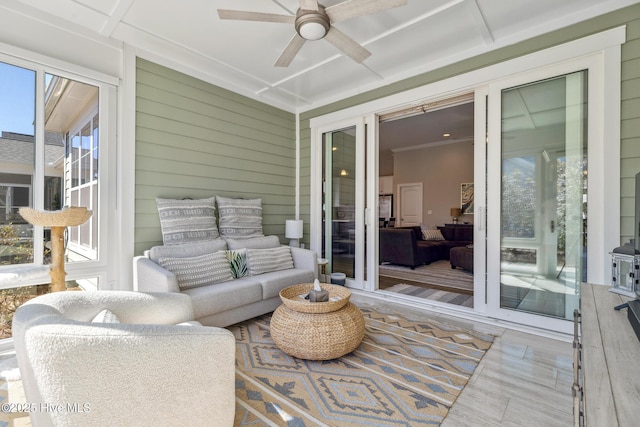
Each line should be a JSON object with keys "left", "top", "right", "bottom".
{"left": 379, "top": 194, "right": 393, "bottom": 219}
{"left": 461, "top": 183, "right": 474, "bottom": 214}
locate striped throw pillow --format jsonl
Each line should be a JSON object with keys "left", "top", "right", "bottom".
{"left": 156, "top": 197, "right": 219, "bottom": 245}
{"left": 216, "top": 196, "right": 263, "bottom": 239}
{"left": 422, "top": 229, "right": 445, "bottom": 241}
{"left": 158, "top": 250, "right": 233, "bottom": 291}
{"left": 246, "top": 246, "right": 294, "bottom": 276}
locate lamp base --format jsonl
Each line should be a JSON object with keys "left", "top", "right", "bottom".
{"left": 289, "top": 239, "right": 300, "bottom": 248}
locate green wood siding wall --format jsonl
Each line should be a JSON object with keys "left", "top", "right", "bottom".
{"left": 621, "top": 13, "right": 640, "bottom": 244}
{"left": 135, "top": 59, "right": 296, "bottom": 254}
{"left": 299, "top": 4, "right": 640, "bottom": 246}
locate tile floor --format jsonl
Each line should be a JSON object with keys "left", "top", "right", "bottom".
{"left": 1, "top": 297, "right": 574, "bottom": 427}
{"left": 356, "top": 298, "right": 574, "bottom": 427}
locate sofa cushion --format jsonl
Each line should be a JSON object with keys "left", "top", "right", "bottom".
{"left": 439, "top": 227, "right": 456, "bottom": 241}
{"left": 226, "top": 249, "right": 248, "bottom": 279}
{"left": 454, "top": 226, "right": 473, "bottom": 241}
{"left": 148, "top": 239, "right": 228, "bottom": 263}
{"left": 216, "top": 196, "right": 263, "bottom": 239}
{"left": 257, "top": 269, "right": 316, "bottom": 299}
{"left": 226, "top": 235, "right": 280, "bottom": 250}
{"left": 183, "top": 277, "right": 262, "bottom": 319}
{"left": 246, "top": 246, "right": 294, "bottom": 276}
{"left": 156, "top": 197, "right": 219, "bottom": 245}
{"left": 158, "top": 250, "right": 233, "bottom": 291}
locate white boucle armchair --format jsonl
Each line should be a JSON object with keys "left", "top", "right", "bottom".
{"left": 12, "top": 291, "right": 236, "bottom": 427}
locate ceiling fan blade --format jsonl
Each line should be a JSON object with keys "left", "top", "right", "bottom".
{"left": 326, "top": 0, "right": 408, "bottom": 23}
{"left": 217, "top": 9, "right": 294, "bottom": 24}
{"left": 299, "top": 0, "right": 319, "bottom": 11}
{"left": 274, "top": 34, "right": 306, "bottom": 67}
{"left": 324, "top": 27, "right": 371, "bottom": 64}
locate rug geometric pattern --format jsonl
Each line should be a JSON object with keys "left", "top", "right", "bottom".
{"left": 384, "top": 283, "right": 474, "bottom": 307}
{"left": 379, "top": 261, "right": 474, "bottom": 293}
{"left": 230, "top": 307, "right": 494, "bottom": 426}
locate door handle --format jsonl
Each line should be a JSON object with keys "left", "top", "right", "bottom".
{"left": 477, "top": 206, "right": 485, "bottom": 231}
{"left": 551, "top": 220, "right": 555, "bottom": 233}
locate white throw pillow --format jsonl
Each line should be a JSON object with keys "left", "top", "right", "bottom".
{"left": 246, "top": 246, "right": 294, "bottom": 276}
{"left": 158, "top": 250, "right": 233, "bottom": 290}
{"left": 156, "top": 197, "right": 219, "bottom": 245}
{"left": 216, "top": 196, "right": 263, "bottom": 239}
{"left": 148, "top": 239, "right": 228, "bottom": 264}
{"left": 92, "top": 309, "right": 120, "bottom": 323}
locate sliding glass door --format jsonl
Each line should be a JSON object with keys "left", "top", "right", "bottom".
{"left": 315, "top": 118, "right": 367, "bottom": 288}
{"left": 487, "top": 68, "right": 588, "bottom": 331}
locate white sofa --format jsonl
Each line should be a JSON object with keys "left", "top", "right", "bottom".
{"left": 12, "top": 290, "right": 236, "bottom": 427}
{"left": 133, "top": 236, "right": 317, "bottom": 327}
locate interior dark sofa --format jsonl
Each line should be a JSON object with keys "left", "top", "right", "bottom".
{"left": 379, "top": 225, "right": 472, "bottom": 269}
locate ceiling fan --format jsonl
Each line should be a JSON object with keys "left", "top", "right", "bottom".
{"left": 218, "top": 0, "right": 408, "bottom": 67}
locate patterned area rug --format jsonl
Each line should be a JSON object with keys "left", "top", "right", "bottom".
{"left": 229, "top": 307, "right": 493, "bottom": 426}
{"left": 379, "top": 261, "right": 473, "bottom": 293}
{"left": 384, "top": 284, "right": 474, "bottom": 308}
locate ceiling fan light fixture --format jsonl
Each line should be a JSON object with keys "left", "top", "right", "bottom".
{"left": 295, "top": 7, "right": 330, "bottom": 41}
{"left": 299, "top": 21, "right": 327, "bottom": 40}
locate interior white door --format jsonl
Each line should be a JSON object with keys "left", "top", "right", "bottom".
{"left": 397, "top": 183, "right": 422, "bottom": 226}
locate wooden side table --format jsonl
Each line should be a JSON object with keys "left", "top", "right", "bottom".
{"left": 317, "top": 258, "right": 328, "bottom": 282}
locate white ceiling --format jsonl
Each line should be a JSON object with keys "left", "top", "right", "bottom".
{"left": 8, "top": 0, "right": 637, "bottom": 113}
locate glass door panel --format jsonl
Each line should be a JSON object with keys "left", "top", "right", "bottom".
{"left": 498, "top": 71, "right": 587, "bottom": 321}
{"left": 322, "top": 126, "right": 357, "bottom": 280}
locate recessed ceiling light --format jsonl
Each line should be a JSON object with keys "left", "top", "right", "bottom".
{"left": 443, "top": 133, "right": 451, "bottom": 137}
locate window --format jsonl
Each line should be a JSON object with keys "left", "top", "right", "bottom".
{"left": 0, "top": 54, "right": 116, "bottom": 342}
{"left": 66, "top": 110, "right": 99, "bottom": 260}
{"left": 0, "top": 64, "right": 102, "bottom": 267}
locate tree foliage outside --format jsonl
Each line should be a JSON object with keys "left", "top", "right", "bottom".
{"left": 0, "top": 222, "right": 52, "bottom": 339}
{"left": 500, "top": 154, "right": 587, "bottom": 268}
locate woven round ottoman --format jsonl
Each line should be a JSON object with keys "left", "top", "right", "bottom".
{"left": 270, "top": 283, "right": 365, "bottom": 360}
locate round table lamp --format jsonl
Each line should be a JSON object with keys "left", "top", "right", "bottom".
{"left": 450, "top": 207, "right": 462, "bottom": 224}
{"left": 285, "top": 219, "right": 303, "bottom": 247}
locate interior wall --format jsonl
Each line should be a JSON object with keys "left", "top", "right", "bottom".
{"left": 379, "top": 150, "right": 394, "bottom": 176}
{"left": 134, "top": 58, "right": 296, "bottom": 254}
{"left": 393, "top": 141, "right": 474, "bottom": 227}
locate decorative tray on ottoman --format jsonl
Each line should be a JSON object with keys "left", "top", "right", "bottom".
{"left": 278, "top": 283, "right": 350, "bottom": 313}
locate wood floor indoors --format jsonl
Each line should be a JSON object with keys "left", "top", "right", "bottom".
{"left": 333, "top": 256, "right": 473, "bottom": 293}
{"left": 378, "top": 274, "right": 473, "bottom": 294}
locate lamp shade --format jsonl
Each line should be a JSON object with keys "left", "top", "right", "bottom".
{"left": 285, "top": 219, "right": 303, "bottom": 239}
{"left": 450, "top": 208, "right": 462, "bottom": 217}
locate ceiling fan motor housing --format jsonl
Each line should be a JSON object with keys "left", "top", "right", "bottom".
{"left": 295, "top": 6, "right": 330, "bottom": 40}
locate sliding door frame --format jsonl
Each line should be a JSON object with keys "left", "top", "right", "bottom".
{"left": 308, "top": 27, "right": 623, "bottom": 332}
{"left": 486, "top": 57, "right": 602, "bottom": 333}
{"left": 310, "top": 117, "right": 367, "bottom": 288}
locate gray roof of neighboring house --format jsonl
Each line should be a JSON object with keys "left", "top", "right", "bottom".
{"left": 0, "top": 131, "right": 65, "bottom": 166}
